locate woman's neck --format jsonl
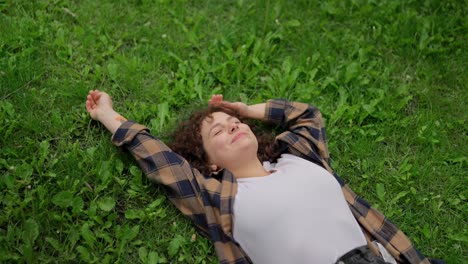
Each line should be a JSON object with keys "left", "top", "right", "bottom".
{"left": 230, "top": 159, "right": 271, "bottom": 179}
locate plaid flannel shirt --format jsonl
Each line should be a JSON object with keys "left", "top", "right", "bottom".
{"left": 112, "top": 99, "right": 431, "bottom": 264}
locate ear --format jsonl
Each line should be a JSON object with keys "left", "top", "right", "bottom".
{"left": 210, "top": 165, "right": 218, "bottom": 172}
{"left": 210, "top": 164, "right": 223, "bottom": 175}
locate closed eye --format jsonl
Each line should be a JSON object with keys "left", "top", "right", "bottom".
{"left": 208, "top": 116, "right": 242, "bottom": 137}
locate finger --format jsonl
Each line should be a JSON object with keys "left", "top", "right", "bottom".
{"left": 209, "top": 94, "right": 223, "bottom": 105}
{"left": 86, "top": 100, "right": 93, "bottom": 112}
{"left": 210, "top": 94, "right": 221, "bottom": 101}
{"left": 91, "top": 92, "right": 101, "bottom": 104}
{"left": 91, "top": 89, "right": 102, "bottom": 96}
{"left": 86, "top": 96, "right": 93, "bottom": 107}
{"left": 220, "top": 101, "right": 236, "bottom": 109}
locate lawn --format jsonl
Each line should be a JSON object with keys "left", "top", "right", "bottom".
{"left": 0, "top": 0, "right": 466, "bottom": 263}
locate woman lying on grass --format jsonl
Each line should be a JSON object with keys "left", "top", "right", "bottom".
{"left": 86, "top": 90, "right": 443, "bottom": 264}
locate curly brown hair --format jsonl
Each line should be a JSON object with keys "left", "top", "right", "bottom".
{"left": 169, "top": 106, "right": 281, "bottom": 177}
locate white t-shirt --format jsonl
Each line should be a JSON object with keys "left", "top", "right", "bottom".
{"left": 233, "top": 154, "right": 367, "bottom": 264}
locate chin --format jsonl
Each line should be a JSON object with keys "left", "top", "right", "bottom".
{"left": 237, "top": 141, "right": 258, "bottom": 155}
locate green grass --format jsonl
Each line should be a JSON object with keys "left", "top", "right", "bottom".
{"left": 1, "top": 0, "right": 466, "bottom": 263}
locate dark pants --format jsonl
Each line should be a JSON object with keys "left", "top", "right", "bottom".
{"left": 335, "top": 246, "right": 391, "bottom": 264}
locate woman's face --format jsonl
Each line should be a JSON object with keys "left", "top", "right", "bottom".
{"left": 200, "top": 111, "right": 258, "bottom": 171}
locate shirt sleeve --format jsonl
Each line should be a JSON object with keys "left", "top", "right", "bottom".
{"left": 111, "top": 121, "right": 208, "bottom": 229}
{"left": 264, "top": 99, "right": 331, "bottom": 170}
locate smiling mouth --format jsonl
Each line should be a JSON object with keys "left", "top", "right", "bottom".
{"left": 231, "top": 132, "right": 246, "bottom": 143}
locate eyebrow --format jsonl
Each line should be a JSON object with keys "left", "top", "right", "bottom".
{"left": 208, "top": 116, "right": 237, "bottom": 135}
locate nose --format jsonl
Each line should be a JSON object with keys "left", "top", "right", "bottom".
{"left": 229, "top": 122, "right": 239, "bottom": 133}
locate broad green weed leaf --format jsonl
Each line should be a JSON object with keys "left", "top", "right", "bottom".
{"left": 147, "top": 196, "right": 165, "bottom": 209}
{"left": 362, "top": 104, "right": 375, "bottom": 115}
{"left": 2, "top": 173, "right": 15, "bottom": 190}
{"left": 374, "top": 136, "right": 385, "bottom": 143}
{"left": 72, "top": 197, "right": 84, "bottom": 213}
{"left": 448, "top": 198, "right": 460, "bottom": 206}
{"left": 376, "top": 183, "right": 386, "bottom": 202}
{"left": 54, "top": 28, "right": 66, "bottom": 47}
{"left": 76, "top": 245, "right": 92, "bottom": 262}
{"left": 138, "top": 246, "right": 148, "bottom": 263}
{"left": 397, "top": 85, "right": 410, "bottom": 95}
{"left": 0, "top": 158, "right": 7, "bottom": 169}
{"left": 393, "top": 191, "right": 408, "bottom": 202}
{"left": 81, "top": 223, "right": 96, "bottom": 247}
{"left": 102, "top": 254, "right": 113, "bottom": 263}
{"left": 285, "top": 19, "right": 301, "bottom": 27}
{"left": 418, "top": 19, "right": 430, "bottom": 50}
{"left": 114, "top": 176, "right": 126, "bottom": 186}
{"left": 107, "top": 63, "right": 118, "bottom": 81}
{"left": 281, "top": 57, "right": 292, "bottom": 74}
{"left": 98, "top": 197, "right": 115, "bottom": 212}
{"left": 129, "top": 166, "right": 142, "bottom": 178}
{"left": 309, "top": 68, "right": 318, "bottom": 82}
{"left": 168, "top": 235, "right": 185, "bottom": 257}
{"left": 124, "top": 225, "right": 140, "bottom": 241}
{"left": 125, "top": 209, "right": 143, "bottom": 220}
{"left": 52, "top": 191, "right": 74, "bottom": 208}
{"left": 150, "top": 118, "right": 158, "bottom": 132}
{"left": 344, "top": 62, "right": 360, "bottom": 83}
{"left": 20, "top": 243, "right": 34, "bottom": 263}
{"left": 86, "top": 147, "right": 97, "bottom": 156}
{"left": 420, "top": 224, "right": 431, "bottom": 239}
{"left": 115, "top": 159, "right": 124, "bottom": 175}
{"left": 98, "top": 161, "right": 111, "bottom": 176}
{"left": 193, "top": 73, "right": 203, "bottom": 101}
{"left": 395, "top": 95, "right": 413, "bottom": 111}
{"left": 157, "top": 102, "right": 169, "bottom": 132}
{"left": 117, "top": 224, "right": 140, "bottom": 242}
{"left": 97, "top": 161, "right": 112, "bottom": 188}
{"left": 148, "top": 251, "right": 160, "bottom": 264}
{"left": 23, "top": 218, "right": 39, "bottom": 243}
{"left": 16, "top": 163, "right": 33, "bottom": 179}
{"left": 448, "top": 233, "right": 468, "bottom": 243}
{"left": 45, "top": 237, "right": 61, "bottom": 251}
{"left": 321, "top": 2, "right": 339, "bottom": 15}
{"left": 92, "top": 64, "right": 102, "bottom": 80}
{"left": 1, "top": 101, "right": 15, "bottom": 117}
{"left": 38, "top": 140, "right": 49, "bottom": 165}
{"left": 447, "top": 156, "right": 467, "bottom": 164}
{"left": 87, "top": 202, "right": 97, "bottom": 218}
{"left": 95, "top": 229, "right": 112, "bottom": 244}
{"left": 39, "top": 140, "right": 50, "bottom": 160}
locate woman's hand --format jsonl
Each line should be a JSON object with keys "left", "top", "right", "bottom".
{"left": 86, "top": 90, "right": 114, "bottom": 121}
{"left": 208, "top": 94, "right": 265, "bottom": 120}
{"left": 86, "top": 90, "right": 126, "bottom": 134}
{"left": 209, "top": 94, "right": 250, "bottom": 117}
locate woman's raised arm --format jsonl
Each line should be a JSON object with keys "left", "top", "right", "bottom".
{"left": 85, "top": 90, "right": 210, "bottom": 235}
{"left": 208, "top": 94, "right": 266, "bottom": 120}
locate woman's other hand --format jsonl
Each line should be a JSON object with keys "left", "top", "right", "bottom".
{"left": 85, "top": 90, "right": 125, "bottom": 134}
{"left": 208, "top": 94, "right": 250, "bottom": 117}
{"left": 86, "top": 90, "right": 114, "bottom": 121}
{"left": 208, "top": 94, "right": 266, "bottom": 120}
